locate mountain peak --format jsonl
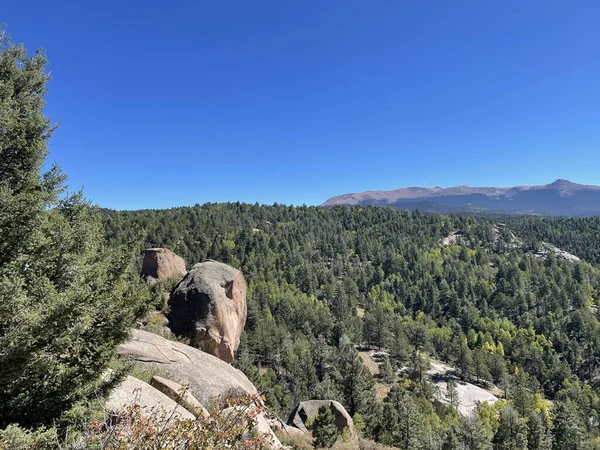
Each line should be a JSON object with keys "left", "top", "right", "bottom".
{"left": 549, "top": 179, "right": 575, "bottom": 186}
{"left": 544, "top": 179, "right": 584, "bottom": 196}
{"left": 322, "top": 180, "right": 600, "bottom": 216}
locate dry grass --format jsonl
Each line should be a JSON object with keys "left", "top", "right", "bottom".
{"left": 275, "top": 430, "right": 312, "bottom": 449}
{"left": 276, "top": 429, "right": 396, "bottom": 450}
{"left": 374, "top": 383, "right": 392, "bottom": 401}
{"left": 354, "top": 439, "right": 397, "bottom": 450}
{"left": 358, "top": 352, "right": 379, "bottom": 376}
{"left": 358, "top": 351, "right": 393, "bottom": 400}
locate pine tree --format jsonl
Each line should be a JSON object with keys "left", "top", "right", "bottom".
{"left": 337, "top": 335, "right": 375, "bottom": 417}
{"left": 314, "top": 334, "right": 330, "bottom": 382}
{"left": 472, "top": 348, "right": 492, "bottom": 385}
{"left": 390, "top": 316, "right": 410, "bottom": 361}
{"left": 0, "top": 30, "right": 149, "bottom": 427}
{"left": 493, "top": 405, "right": 528, "bottom": 450}
{"left": 459, "top": 415, "right": 493, "bottom": 450}
{"left": 442, "top": 426, "right": 461, "bottom": 450}
{"left": 526, "top": 411, "right": 551, "bottom": 450}
{"left": 385, "top": 384, "right": 423, "bottom": 450}
{"left": 453, "top": 335, "right": 473, "bottom": 380}
{"left": 380, "top": 354, "right": 396, "bottom": 384}
{"left": 552, "top": 401, "right": 585, "bottom": 450}
{"left": 312, "top": 405, "right": 339, "bottom": 448}
{"left": 510, "top": 368, "right": 532, "bottom": 418}
{"left": 446, "top": 379, "right": 460, "bottom": 409}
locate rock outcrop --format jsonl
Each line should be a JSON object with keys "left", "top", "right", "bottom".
{"left": 106, "top": 375, "right": 195, "bottom": 420}
{"left": 150, "top": 375, "right": 209, "bottom": 417}
{"left": 168, "top": 260, "right": 247, "bottom": 363}
{"left": 119, "top": 329, "right": 281, "bottom": 447}
{"left": 119, "top": 329, "right": 256, "bottom": 405}
{"left": 141, "top": 248, "right": 187, "bottom": 283}
{"left": 288, "top": 400, "right": 354, "bottom": 435}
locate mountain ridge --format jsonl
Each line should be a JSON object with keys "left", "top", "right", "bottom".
{"left": 322, "top": 180, "right": 600, "bottom": 217}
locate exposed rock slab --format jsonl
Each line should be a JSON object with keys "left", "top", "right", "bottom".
{"left": 288, "top": 400, "right": 354, "bottom": 435}
{"left": 150, "top": 375, "right": 209, "bottom": 417}
{"left": 141, "top": 248, "right": 187, "bottom": 283}
{"left": 168, "top": 259, "right": 247, "bottom": 363}
{"left": 119, "top": 329, "right": 257, "bottom": 407}
{"left": 106, "top": 375, "right": 195, "bottom": 420}
{"left": 427, "top": 361, "right": 498, "bottom": 416}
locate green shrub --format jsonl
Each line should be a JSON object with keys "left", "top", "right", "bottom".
{"left": 0, "top": 425, "right": 56, "bottom": 450}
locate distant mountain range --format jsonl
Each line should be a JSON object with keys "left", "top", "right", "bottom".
{"left": 322, "top": 180, "right": 600, "bottom": 217}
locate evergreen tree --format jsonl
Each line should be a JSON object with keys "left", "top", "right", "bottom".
{"left": 337, "top": 335, "right": 375, "bottom": 416}
{"left": 312, "top": 405, "right": 339, "bottom": 448}
{"left": 446, "top": 379, "right": 460, "bottom": 409}
{"left": 510, "top": 368, "right": 533, "bottom": 418}
{"left": 380, "top": 354, "right": 396, "bottom": 384}
{"left": 0, "top": 31, "right": 149, "bottom": 427}
{"left": 552, "top": 401, "right": 585, "bottom": 450}
{"left": 314, "top": 334, "right": 330, "bottom": 382}
{"left": 493, "top": 405, "right": 528, "bottom": 450}
{"left": 390, "top": 316, "right": 410, "bottom": 361}
{"left": 526, "top": 412, "right": 551, "bottom": 450}
{"left": 473, "top": 348, "right": 492, "bottom": 385}
{"left": 453, "top": 335, "right": 473, "bottom": 380}
{"left": 442, "top": 426, "right": 461, "bottom": 450}
{"left": 385, "top": 384, "right": 423, "bottom": 450}
{"left": 459, "top": 415, "right": 493, "bottom": 450}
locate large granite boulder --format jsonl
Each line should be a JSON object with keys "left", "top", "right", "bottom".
{"left": 168, "top": 260, "right": 247, "bottom": 363}
{"left": 119, "top": 329, "right": 256, "bottom": 406}
{"left": 141, "top": 248, "right": 187, "bottom": 283}
{"left": 288, "top": 400, "right": 354, "bottom": 435}
{"left": 106, "top": 375, "right": 195, "bottom": 420}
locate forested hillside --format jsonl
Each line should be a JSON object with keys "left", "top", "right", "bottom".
{"left": 102, "top": 204, "right": 600, "bottom": 449}
{"left": 503, "top": 215, "right": 600, "bottom": 265}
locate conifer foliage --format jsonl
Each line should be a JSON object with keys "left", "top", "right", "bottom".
{"left": 312, "top": 405, "right": 340, "bottom": 448}
{"left": 0, "top": 30, "right": 149, "bottom": 428}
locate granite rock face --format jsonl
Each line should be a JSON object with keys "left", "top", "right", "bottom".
{"left": 118, "top": 329, "right": 256, "bottom": 405}
{"left": 168, "top": 260, "right": 247, "bottom": 363}
{"left": 118, "top": 329, "right": 281, "bottom": 447}
{"left": 106, "top": 375, "right": 195, "bottom": 420}
{"left": 141, "top": 248, "right": 187, "bottom": 284}
{"left": 150, "top": 375, "right": 209, "bottom": 417}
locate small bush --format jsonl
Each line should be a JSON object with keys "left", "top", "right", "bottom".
{"left": 1, "top": 393, "right": 271, "bottom": 450}
{"left": 0, "top": 425, "right": 56, "bottom": 450}
{"left": 87, "top": 393, "right": 272, "bottom": 449}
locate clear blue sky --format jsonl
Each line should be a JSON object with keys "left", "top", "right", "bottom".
{"left": 4, "top": 1, "right": 600, "bottom": 209}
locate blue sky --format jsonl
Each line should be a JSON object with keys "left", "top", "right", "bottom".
{"left": 4, "top": 1, "right": 600, "bottom": 209}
